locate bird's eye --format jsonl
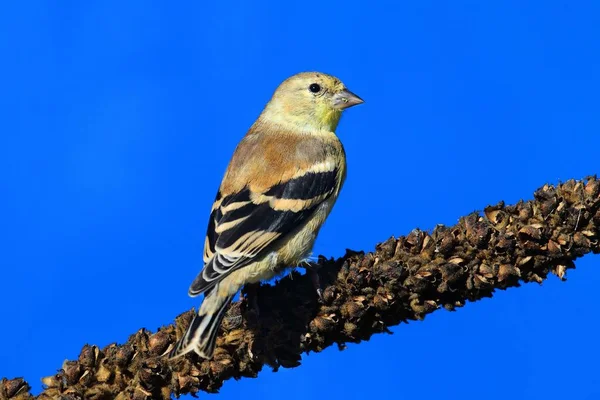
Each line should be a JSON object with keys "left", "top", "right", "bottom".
{"left": 309, "top": 83, "right": 321, "bottom": 93}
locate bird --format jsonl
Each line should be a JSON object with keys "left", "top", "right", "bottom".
{"left": 168, "top": 71, "right": 363, "bottom": 360}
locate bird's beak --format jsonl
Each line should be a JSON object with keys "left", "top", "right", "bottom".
{"left": 332, "top": 88, "right": 364, "bottom": 110}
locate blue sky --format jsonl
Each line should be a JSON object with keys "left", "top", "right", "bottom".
{"left": 1, "top": 1, "right": 599, "bottom": 399}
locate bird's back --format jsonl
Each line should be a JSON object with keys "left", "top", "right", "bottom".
{"left": 219, "top": 123, "right": 346, "bottom": 198}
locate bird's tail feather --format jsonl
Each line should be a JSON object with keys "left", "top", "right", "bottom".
{"left": 168, "top": 293, "right": 234, "bottom": 360}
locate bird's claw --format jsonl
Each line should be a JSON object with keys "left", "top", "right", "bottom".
{"left": 306, "top": 264, "right": 325, "bottom": 303}
{"left": 315, "top": 287, "right": 324, "bottom": 302}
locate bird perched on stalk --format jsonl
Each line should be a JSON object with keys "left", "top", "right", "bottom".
{"left": 168, "top": 72, "right": 363, "bottom": 360}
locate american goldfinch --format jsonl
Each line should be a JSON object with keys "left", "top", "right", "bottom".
{"left": 169, "top": 72, "right": 363, "bottom": 360}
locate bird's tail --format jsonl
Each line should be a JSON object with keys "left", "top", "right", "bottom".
{"left": 168, "top": 291, "right": 234, "bottom": 360}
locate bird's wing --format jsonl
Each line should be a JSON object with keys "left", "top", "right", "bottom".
{"left": 188, "top": 165, "right": 340, "bottom": 296}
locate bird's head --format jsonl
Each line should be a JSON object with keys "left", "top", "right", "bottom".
{"left": 260, "top": 72, "right": 363, "bottom": 132}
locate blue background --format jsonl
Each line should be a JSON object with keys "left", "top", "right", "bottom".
{"left": 1, "top": 1, "right": 599, "bottom": 399}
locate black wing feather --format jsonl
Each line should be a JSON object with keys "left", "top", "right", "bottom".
{"left": 189, "top": 168, "right": 339, "bottom": 296}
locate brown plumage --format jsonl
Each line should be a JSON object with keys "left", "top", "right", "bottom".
{"left": 168, "top": 71, "right": 363, "bottom": 360}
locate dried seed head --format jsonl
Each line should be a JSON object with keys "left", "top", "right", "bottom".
{"left": 405, "top": 229, "right": 425, "bottom": 252}
{"left": 61, "top": 360, "right": 82, "bottom": 385}
{"left": 464, "top": 215, "right": 492, "bottom": 248}
{"left": 343, "top": 322, "right": 358, "bottom": 337}
{"left": 4, "top": 378, "right": 31, "bottom": 397}
{"left": 529, "top": 273, "right": 544, "bottom": 284}
{"left": 376, "top": 237, "right": 397, "bottom": 259}
{"left": 223, "top": 329, "right": 245, "bottom": 347}
{"left": 478, "top": 263, "right": 493, "bottom": 277}
{"left": 41, "top": 374, "right": 60, "bottom": 389}
{"left": 95, "top": 361, "right": 113, "bottom": 383}
{"left": 584, "top": 177, "right": 599, "bottom": 197}
{"left": 78, "top": 344, "right": 97, "bottom": 368}
{"left": 148, "top": 330, "right": 170, "bottom": 356}
{"left": 373, "top": 294, "right": 389, "bottom": 310}
{"left": 484, "top": 202, "right": 509, "bottom": 228}
{"left": 340, "top": 301, "right": 364, "bottom": 319}
{"left": 573, "top": 232, "right": 592, "bottom": 248}
{"left": 322, "top": 286, "right": 337, "bottom": 304}
{"left": 518, "top": 203, "right": 534, "bottom": 220}
{"left": 519, "top": 225, "right": 542, "bottom": 240}
{"left": 473, "top": 274, "right": 489, "bottom": 288}
{"left": 547, "top": 239, "right": 562, "bottom": 254}
{"left": 310, "top": 314, "right": 337, "bottom": 333}
{"left": 554, "top": 264, "right": 567, "bottom": 280}
{"left": 115, "top": 344, "right": 134, "bottom": 367}
{"left": 436, "top": 229, "right": 457, "bottom": 255}
{"left": 496, "top": 234, "right": 515, "bottom": 253}
{"left": 518, "top": 256, "right": 533, "bottom": 266}
{"left": 498, "top": 264, "right": 521, "bottom": 282}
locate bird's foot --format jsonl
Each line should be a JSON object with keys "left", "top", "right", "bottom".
{"left": 302, "top": 260, "right": 324, "bottom": 302}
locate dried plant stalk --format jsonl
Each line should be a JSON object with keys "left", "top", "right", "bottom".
{"left": 2, "top": 177, "right": 599, "bottom": 400}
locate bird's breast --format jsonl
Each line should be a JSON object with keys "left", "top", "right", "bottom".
{"left": 276, "top": 198, "right": 337, "bottom": 267}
